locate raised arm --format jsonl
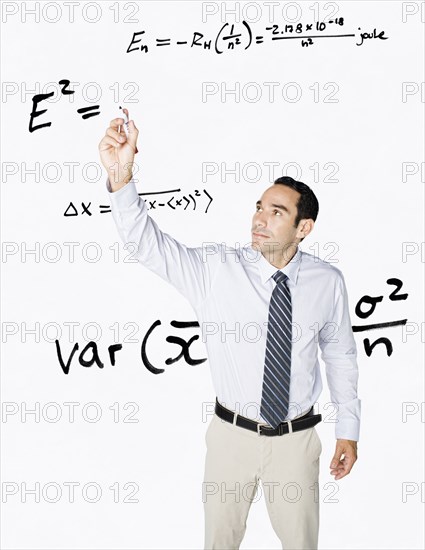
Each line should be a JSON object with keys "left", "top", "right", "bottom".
{"left": 98, "top": 110, "right": 216, "bottom": 308}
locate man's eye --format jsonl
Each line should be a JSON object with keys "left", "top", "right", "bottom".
{"left": 255, "top": 206, "right": 281, "bottom": 215}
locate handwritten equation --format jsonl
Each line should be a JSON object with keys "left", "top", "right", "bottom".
{"left": 29, "top": 79, "right": 100, "bottom": 133}
{"left": 55, "top": 278, "right": 408, "bottom": 375}
{"left": 352, "top": 278, "right": 408, "bottom": 357}
{"left": 126, "top": 19, "right": 388, "bottom": 54}
{"left": 65, "top": 188, "right": 214, "bottom": 216}
{"left": 28, "top": 15, "right": 388, "bottom": 132}
{"left": 56, "top": 320, "right": 206, "bottom": 375}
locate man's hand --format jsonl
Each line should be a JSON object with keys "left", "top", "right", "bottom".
{"left": 98, "top": 108, "right": 139, "bottom": 192}
{"left": 330, "top": 439, "right": 358, "bottom": 480}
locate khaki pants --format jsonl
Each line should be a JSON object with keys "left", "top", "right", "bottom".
{"left": 203, "top": 413, "right": 322, "bottom": 549}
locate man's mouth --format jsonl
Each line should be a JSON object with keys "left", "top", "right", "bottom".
{"left": 252, "top": 232, "right": 269, "bottom": 238}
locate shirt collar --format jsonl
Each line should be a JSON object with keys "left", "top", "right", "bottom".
{"left": 244, "top": 244, "right": 302, "bottom": 286}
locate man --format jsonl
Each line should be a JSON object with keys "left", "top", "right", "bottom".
{"left": 99, "top": 111, "right": 360, "bottom": 549}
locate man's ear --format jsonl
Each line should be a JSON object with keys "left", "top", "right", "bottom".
{"left": 298, "top": 219, "right": 314, "bottom": 240}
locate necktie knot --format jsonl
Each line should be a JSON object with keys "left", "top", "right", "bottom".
{"left": 272, "top": 271, "right": 288, "bottom": 285}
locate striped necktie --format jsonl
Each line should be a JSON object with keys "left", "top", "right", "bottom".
{"left": 260, "top": 270, "right": 292, "bottom": 428}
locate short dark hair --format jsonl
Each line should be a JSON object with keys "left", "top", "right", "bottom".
{"left": 273, "top": 176, "right": 319, "bottom": 241}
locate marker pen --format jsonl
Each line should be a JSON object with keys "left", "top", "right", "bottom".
{"left": 118, "top": 105, "right": 129, "bottom": 135}
{"left": 118, "top": 105, "right": 138, "bottom": 153}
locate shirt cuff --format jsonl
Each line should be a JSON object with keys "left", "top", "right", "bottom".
{"left": 105, "top": 175, "right": 142, "bottom": 210}
{"left": 334, "top": 397, "right": 361, "bottom": 441}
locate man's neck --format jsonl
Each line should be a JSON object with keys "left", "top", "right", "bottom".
{"left": 262, "top": 244, "right": 298, "bottom": 269}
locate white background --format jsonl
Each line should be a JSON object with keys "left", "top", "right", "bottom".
{"left": 1, "top": 1, "right": 424, "bottom": 548}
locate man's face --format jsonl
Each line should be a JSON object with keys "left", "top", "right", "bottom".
{"left": 251, "top": 185, "right": 303, "bottom": 259}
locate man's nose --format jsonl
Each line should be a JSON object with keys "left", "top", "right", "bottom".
{"left": 255, "top": 211, "right": 267, "bottom": 227}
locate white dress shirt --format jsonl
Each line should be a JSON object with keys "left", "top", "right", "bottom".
{"left": 106, "top": 177, "right": 361, "bottom": 441}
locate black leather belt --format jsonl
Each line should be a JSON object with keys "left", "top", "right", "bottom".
{"left": 215, "top": 397, "right": 322, "bottom": 436}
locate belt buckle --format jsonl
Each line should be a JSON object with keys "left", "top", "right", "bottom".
{"left": 257, "top": 421, "right": 271, "bottom": 436}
